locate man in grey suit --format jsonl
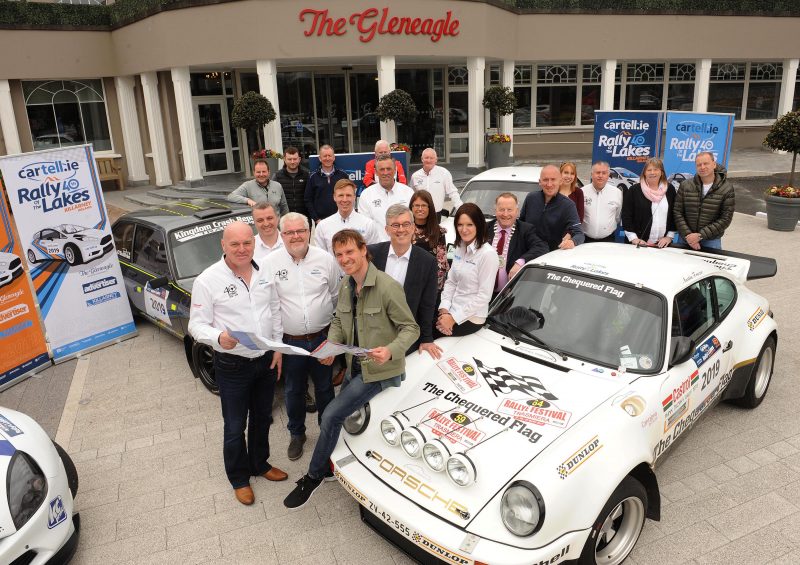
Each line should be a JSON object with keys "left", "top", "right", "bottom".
{"left": 227, "top": 159, "right": 289, "bottom": 216}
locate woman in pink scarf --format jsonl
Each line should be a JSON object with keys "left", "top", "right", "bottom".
{"left": 621, "top": 158, "right": 677, "bottom": 247}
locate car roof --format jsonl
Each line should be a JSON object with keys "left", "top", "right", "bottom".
{"left": 532, "top": 242, "right": 732, "bottom": 296}
{"left": 467, "top": 165, "right": 543, "bottom": 184}
{"left": 114, "top": 200, "right": 252, "bottom": 232}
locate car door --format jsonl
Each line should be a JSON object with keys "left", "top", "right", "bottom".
{"left": 131, "top": 225, "right": 183, "bottom": 336}
{"left": 112, "top": 220, "right": 138, "bottom": 309}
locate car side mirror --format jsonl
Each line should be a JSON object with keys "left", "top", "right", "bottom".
{"left": 149, "top": 276, "right": 170, "bottom": 289}
{"left": 669, "top": 336, "right": 694, "bottom": 367}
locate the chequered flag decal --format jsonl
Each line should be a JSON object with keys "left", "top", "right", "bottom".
{"left": 474, "top": 359, "right": 558, "bottom": 400}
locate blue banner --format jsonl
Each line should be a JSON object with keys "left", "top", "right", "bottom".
{"left": 663, "top": 112, "right": 735, "bottom": 183}
{"left": 308, "top": 151, "right": 409, "bottom": 196}
{"left": 592, "top": 111, "right": 664, "bottom": 178}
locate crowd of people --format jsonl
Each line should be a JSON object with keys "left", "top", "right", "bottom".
{"left": 189, "top": 140, "right": 735, "bottom": 509}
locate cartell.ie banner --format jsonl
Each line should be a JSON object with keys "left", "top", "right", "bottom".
{"left": 663, "top": 111, "right": 735, "bottom": 182}
{"left": 0, "top": 178, "right": 50, "bottom": 389}
{"left": 592, "top": 111, "right": 664, "bottom": 177}
{"left": 0, "top": 145, "right": 136, "bottom": 362}
{"left": 309, "top": 151, "right": 409, "bottom": 196}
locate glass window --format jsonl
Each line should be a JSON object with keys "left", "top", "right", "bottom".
{"left": 746, "top": 62, "right": 782, "bottom": 120}
{"left": 112, "top": 221, "right": 135, "bottom": 261}
{"left": 23, "top": 79, "right": 112, "bottom": 151}
{"left": 190, "top": 72, "right": 224, "bottom": 96}
{"left": 673, "top": 280, "right": 715, "bottom": 341}
{"left": 513, "top": 87, "right": 532, "bottom": 128}
{"left": 536, "top": 65, "right": 577, "bottom": 127}
{"left": 625, "top": 63, "right": 664, "bottom": 110}
{"left": 277, "top": 72, "right": 315, "bottom": 159}
{"left": 708, "top": 63, "right": 746, "bottom": 119}
{"left": 396, "top": 69, "right": 442, "bottom": 162}
{"left": 581, "top": 65, "right": 602, "bottom": 125}
{"left": 448, "top": 66, "right": 468, "bottom": 87}
{"left": 713, "top": 277, "right": 736, "bottom": 319}
{"left": 794, "top": 67, "right": 800, "bottom": 110}
{"left": 132, "top": 226, "right": 169, "bottom": 277}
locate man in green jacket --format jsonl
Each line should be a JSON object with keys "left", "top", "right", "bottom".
{"left": 674, "top": 151, "right": 735, "bottom": 250}
{"left": 283, "top": 229, "right": 419, "bottom": 509}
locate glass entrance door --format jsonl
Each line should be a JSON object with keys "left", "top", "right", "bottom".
{"left": 194, "top": 100, "right": 233, "bottom": 174}
{"left": 313, "top": 75, "right": 349, "bottom": 154}
{"left": 348, "top": 72, "right": 380, "bottom": 153}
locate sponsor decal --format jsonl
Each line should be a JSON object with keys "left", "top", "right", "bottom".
{"left": 692, "top": 335, "right": 721, "bottom": 368}
{"left": 545, "top": 272, "right": 625, "bottom": 298}
{"left": 700, "top": 257, "right": 736, "bottom": 272}
{"left": 437, "top": 357, "right": 480, "bottom": 393}
{"left": 420, "top": 409, "right": 485, "bottom": 448}
{"left": 0, "top": 439, "right": 15, "bottom": 456}
{"left": 747, "top": 307, "right": 766, "bottom": 332}
{"left": 498, "top": 398, "right": 572, "bottom": 428}
{"left": 411, "top": 533, "right": 472, "bottom": 564}
{"left": 0, "top": 414, "right": 23, "bottom": 436}
{"left": 661, "top": 372, "right": 697, "bottom": 431}
{"left": 639, "top": 355, "right": 653, "bottom": 370}
{"left": 223, "top": 284, "right": 238, "bottom": 298}
{"left": 82, "top": 276, "right": 117, "bottom": 294}
{"left": 47, "top": 496, "right": 67, "bottom": 529}
{"left": 682, "top": 270, "right": 703, "bottom": 282}
{"left": 86, "top": 291, "right": 121, "bottom": 307}
{"left": 15, "top": 160, "right": 91, "bottom": 214}
{"left": 0, "top": 288, "right": 23, "bottom": 306}
{"left": 117, "top": 248, "right": 131, "bottom": 260}
{"left": 0, "top": 303, "right": 28, "bottom": 325}
{"left": 557, "top": 436, "right": 602, "bottom": 479}
{"left": 473, "top": 358, "right": 558, "bottom": 400}
{"left": 79, "top": 263, "right": 113, "bottom": 278}
{"left": 275, "top": 268, "right": 289, "bottom": 282}
{"left": 641, "top": 411, "right": 658, "bottom": 428}
{"left": 568, "top": 262, "right": 609, "bottom": 276}
{"left": 172, "top": 216, "right": 254, "bottom": 243}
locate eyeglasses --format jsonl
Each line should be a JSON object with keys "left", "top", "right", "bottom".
{"left": 411, "top": 203, "right": 429, "bottom": 209}
{"left": 282, "top": 229, "right": 309, "bottom": 237}
{"left": 388, "top": 222, "right": 413, "bottom": 231}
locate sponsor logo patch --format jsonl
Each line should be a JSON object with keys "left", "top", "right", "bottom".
{"left": 497, "top": 397, "right": 572, "bottom": 428}
{"left": 0, "top": 414, "right": 24, "bottom": 436}
{"left": 47, "top": 496, "right": 67, "bottom": 529}
{"left": 557, "top": 436, "right": 602, "bottom": 479}
{"left": 437, "top": 358, "right": 480, "bottom": 393}
{"left": 420, "top": 409, "right": 485, "bottom": 448}
{"left": 692, "top": 335, "right": 721, "bottom": 367}
{"left": 82, "top": 276, "right": 117, "bottom": 294}
{"left": 747, "top": 307, "right": 766, "bottom": 331}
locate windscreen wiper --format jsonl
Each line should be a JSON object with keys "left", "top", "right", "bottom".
{"left": 486, "top": 315, "right": 520, "bottom": 345}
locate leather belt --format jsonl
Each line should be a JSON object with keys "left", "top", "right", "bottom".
{"left": 283, "top": 326, "right": 329, "bottom": 341}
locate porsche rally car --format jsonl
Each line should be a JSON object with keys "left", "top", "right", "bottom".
{"left": 332, "top": 243, "right": 777, "bottom": 565}
{"left": 0, "top": 408, "right": 79, "bottom": 564}
{"left": 0, "top": 252, "right": 24, "bottom": 289}
{"left": 27, "top": 224, "right": 113, "bottom": 266}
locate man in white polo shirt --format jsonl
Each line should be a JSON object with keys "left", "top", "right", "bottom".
{"left": 252, "top": 201, "right": 284, "bottom": 261}
{"left": 582, "top": 161, "right": 622, "bottom": 243}
{"left": 358, "top": 156, "right": 414, "bottom": 241}
{"left": 314, "top": 179, "right": 382, "bottom": 254}
{"left": 263, "top": 212, "right": 341, "bottom": 461}
{"left": 410, "top": 147, "right": 462, "bottom": 219}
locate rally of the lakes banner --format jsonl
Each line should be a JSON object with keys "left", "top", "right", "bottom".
{"left": 309, "top": 151, "right": 409, "bottom": 196}
{"left": 662, "top": 112, "right": 735, "bottom": 183}
{"left": 0, "top": 145, "right": 136, "bottom": 362}
{"left": 0, "top": 179, "right": 50, "bottom": 389}
{"left": 592, "top": 111, "right": 664, "bottom": 178}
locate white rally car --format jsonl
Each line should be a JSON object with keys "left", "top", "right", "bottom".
{"left": 27, "top": 224, "right": 113, "bottom": 267}
{"left": 0, "top": 252, "right": 24, "bottom": 289}
{"left": 0, "top": 408, "right": 79, "bottom": 564}
{"left": 332, "top": 243, "right": 777, "bottom": 565}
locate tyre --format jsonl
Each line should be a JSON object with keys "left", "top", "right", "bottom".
{"left": 26, "top": 249, "right": 37, "bottom": 264}
{"left": 191, "top": 340, "right": 219, "bottom": 395}
{"left": 579, "top": 476, "right": 647, "bottom": 565}
{"left": 53, "top": 441, "right": 79, "bottom": 498}
{"left": 736, "top": 336, "right": 775, "bottom": 409}
{"left": 64, "top": 244, "right": 82, "bottom": 266}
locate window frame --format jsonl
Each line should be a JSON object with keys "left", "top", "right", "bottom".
{"left": 131, "top": 224, "right": 170, "bottom": 278}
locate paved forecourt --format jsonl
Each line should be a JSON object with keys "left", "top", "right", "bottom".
{"left": 61, "top": 212, "right": 800, "bottom": 564}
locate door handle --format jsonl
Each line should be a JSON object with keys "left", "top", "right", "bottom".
{"left": 723, "top": 340, "right": 733, "bottom": 352}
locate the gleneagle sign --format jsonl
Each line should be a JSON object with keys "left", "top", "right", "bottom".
{"left": 300, "top": 8, "right": 460, "bottom": 43}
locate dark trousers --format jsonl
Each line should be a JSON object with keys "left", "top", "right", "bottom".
{"left": 215, "top": 351, "right": 276, "bottom": 489}
{"left": 435, "top": 320, "right": 483, "bottom": 339}
{"left": 282, "top": 334, "right": 335, "bottom": 437}
{"left": 584, "top": 233, "right": 617, "bottom": 243}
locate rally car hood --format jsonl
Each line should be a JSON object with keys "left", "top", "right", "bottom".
{"left": 344, "top": 329, "right": 637, "bottom": 526}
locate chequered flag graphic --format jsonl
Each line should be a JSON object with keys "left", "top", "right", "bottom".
{"left": 474, "top": 359, "right": 559, "bottom": 400}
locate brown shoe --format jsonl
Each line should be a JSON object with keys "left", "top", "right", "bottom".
{"left": 263, "top": 466, "right": 288, "bottom": 481}
{"left": 234, "top": 485, "right": 254, "bottom": 505}
{"left": 332, "top": 367, "right": 346, "bottom": 387}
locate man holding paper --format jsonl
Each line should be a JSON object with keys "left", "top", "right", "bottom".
{"left": 283, "top": 229, "right": 419, "bottom": 509}
{"left": 188, "top": 221, "right": 287, "bottom": 506}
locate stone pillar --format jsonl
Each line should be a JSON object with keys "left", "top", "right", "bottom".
{"left": 0, "top": 80, "right": 21, "bottom": 155}
{"left": 140, "top": 72, "right": 172, "bottom": 187}
{"left": 377, "top": 55, "right": 396, "bottom": 142}
{"left": 693, "top": 59, "right": 712, "bottom": 113}
{"left": 114, "top": 76, "right": 149, "bottom": 184}
{"left": 778, "top": 59, "right": 799, "bottom": 116}
{"left": 170, "top": 67, "right": 204, "bottom": 185}
{"left": 256, "top": 59, "right": 283, "bottom": 157}
{"left": 502, "top": 60, "right": 515, "bottom": 158}
{"left": 467, "top": 56, "right": 486, "bottom": 170}
{"left": 600, "top": 59, "right": 617, "bottom": 111}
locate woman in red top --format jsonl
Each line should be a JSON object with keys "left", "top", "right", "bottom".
{"left": 558, "top": 161, "right": 584, "bottom": 222}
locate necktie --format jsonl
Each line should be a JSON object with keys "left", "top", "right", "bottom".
{"left": 495, "top": 228, "right": 507, "bottom": 291}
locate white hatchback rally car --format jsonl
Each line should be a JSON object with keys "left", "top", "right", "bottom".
{"left": 0, "top": 408, "right": 79, "bottom": 564}
{"left": 332, "top": 243, "right": 777, "bottom": 565}
{"left": 27, "top": 224, "right": 113, "bottom": 267}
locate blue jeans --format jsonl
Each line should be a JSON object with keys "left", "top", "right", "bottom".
{"left": 676, "top": 235, "right": 722, "bottom": 249}
{"left": 283, "top": 334, "right": 335, "bottom": 437}
{"left": 308, "top": 371, "right": 384, "bottom": 479}
{"left": 215, "top": 351, "right": 276, "bottom": 489}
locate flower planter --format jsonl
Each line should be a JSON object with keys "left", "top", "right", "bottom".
{"left": 765, "top": 194, "right": 800, "bottom": 231}
{"left": 486, "top": 142, "right": 511, "bottom": 169}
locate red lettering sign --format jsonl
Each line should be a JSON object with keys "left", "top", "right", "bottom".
{"left": 300, "top": 7, "right": 460, "bottom": 43}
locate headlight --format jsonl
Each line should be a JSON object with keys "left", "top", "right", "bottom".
{"left": 446, "top": 453, "right": 476, "bottom": 487}
{"left": 380, "top": 415, "right": 405, "bottom": 446}
{"left": 400, "top": 427, "right": 426, "bottom": 458}
{"left": 422, "top": 439, "right": 451, "bottom": 472}
{"left": 501, "top": 480, "right": 545, "bottom": 536}
{"left": 74, "top": 235, "right": 99, "bottom": 243}
{"left": 343, "top": 404, "right": 370, "bottom": 435}
{"left": 7, "top": 452, "right": 48, "bottom": 530}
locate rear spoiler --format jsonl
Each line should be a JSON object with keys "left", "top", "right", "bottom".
{"left": 672, "top": 244, "right": 777, "bottom": 280}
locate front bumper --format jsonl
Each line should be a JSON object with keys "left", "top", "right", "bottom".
{"left": 333, "top": 446, "right": 588, "bottom": 565}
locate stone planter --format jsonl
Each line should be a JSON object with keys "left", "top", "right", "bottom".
{"left": 765, "top": 194, "right": 800, "bottom": 231}
{"left": 486, "top": 142, "right": 511, "bottom": 169}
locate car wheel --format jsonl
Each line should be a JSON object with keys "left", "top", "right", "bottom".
{"left": 64, "top": 244, "right": 82, "bottom": 266}
{"left": 735, "top": 336, "right": 775, "bottom": 409}
{"left": 191, "top": 340, "right": 219, "bottom": 395}
{"left": 53, "top": 441, "right": 79, "bottom": 498}
{"left": 27, "top": 249, "right": 37, "bottom": 264}
{"left": 579, "top": 476, "right": 647, "bottom": 565}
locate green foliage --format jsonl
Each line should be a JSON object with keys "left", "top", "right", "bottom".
{"left": 0, "top": 1, "right": 110, "bottom": 28}
{"left": 482, "top": 86, "right": 517, "bottom": 116}
{"left": 764, "top": 110, "right": 800, "bottom": 188}
{"left": 376, "top": 89, "right": 418, "bottom": 124}
{"left": 231, "top": 91, "right": 275, "bottom": 150}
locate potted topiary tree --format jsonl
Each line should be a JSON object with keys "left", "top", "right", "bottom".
{"left": 376, "top": 89, "right": 418, "bottom": 161}
{"left": 763, "top": 110, "right": 800, "bottom": 231}
{"left": 231, "top": 91, "right": 280, "bottom": 172}
{"left": 482, "top": 85, "right": 517, "bottom": 168}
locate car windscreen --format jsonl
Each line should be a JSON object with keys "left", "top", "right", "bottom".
{"left": 169, "top": 215, "right": 254, "bottom": 280}
{"left": 461, "top": 180, "right": 537, "bottom": 216}
{"left": 489, "top": 266, "right": 665, "bottom": 373}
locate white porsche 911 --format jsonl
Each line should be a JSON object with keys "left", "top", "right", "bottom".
{"left": 0, "top": 408, "right": 79, "bottom": 564}
{"left": 332, "top": 243, "right": 777, "bottom": 565}
{"left": 27, "top": 224, "right": 113, "bottom": 267}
